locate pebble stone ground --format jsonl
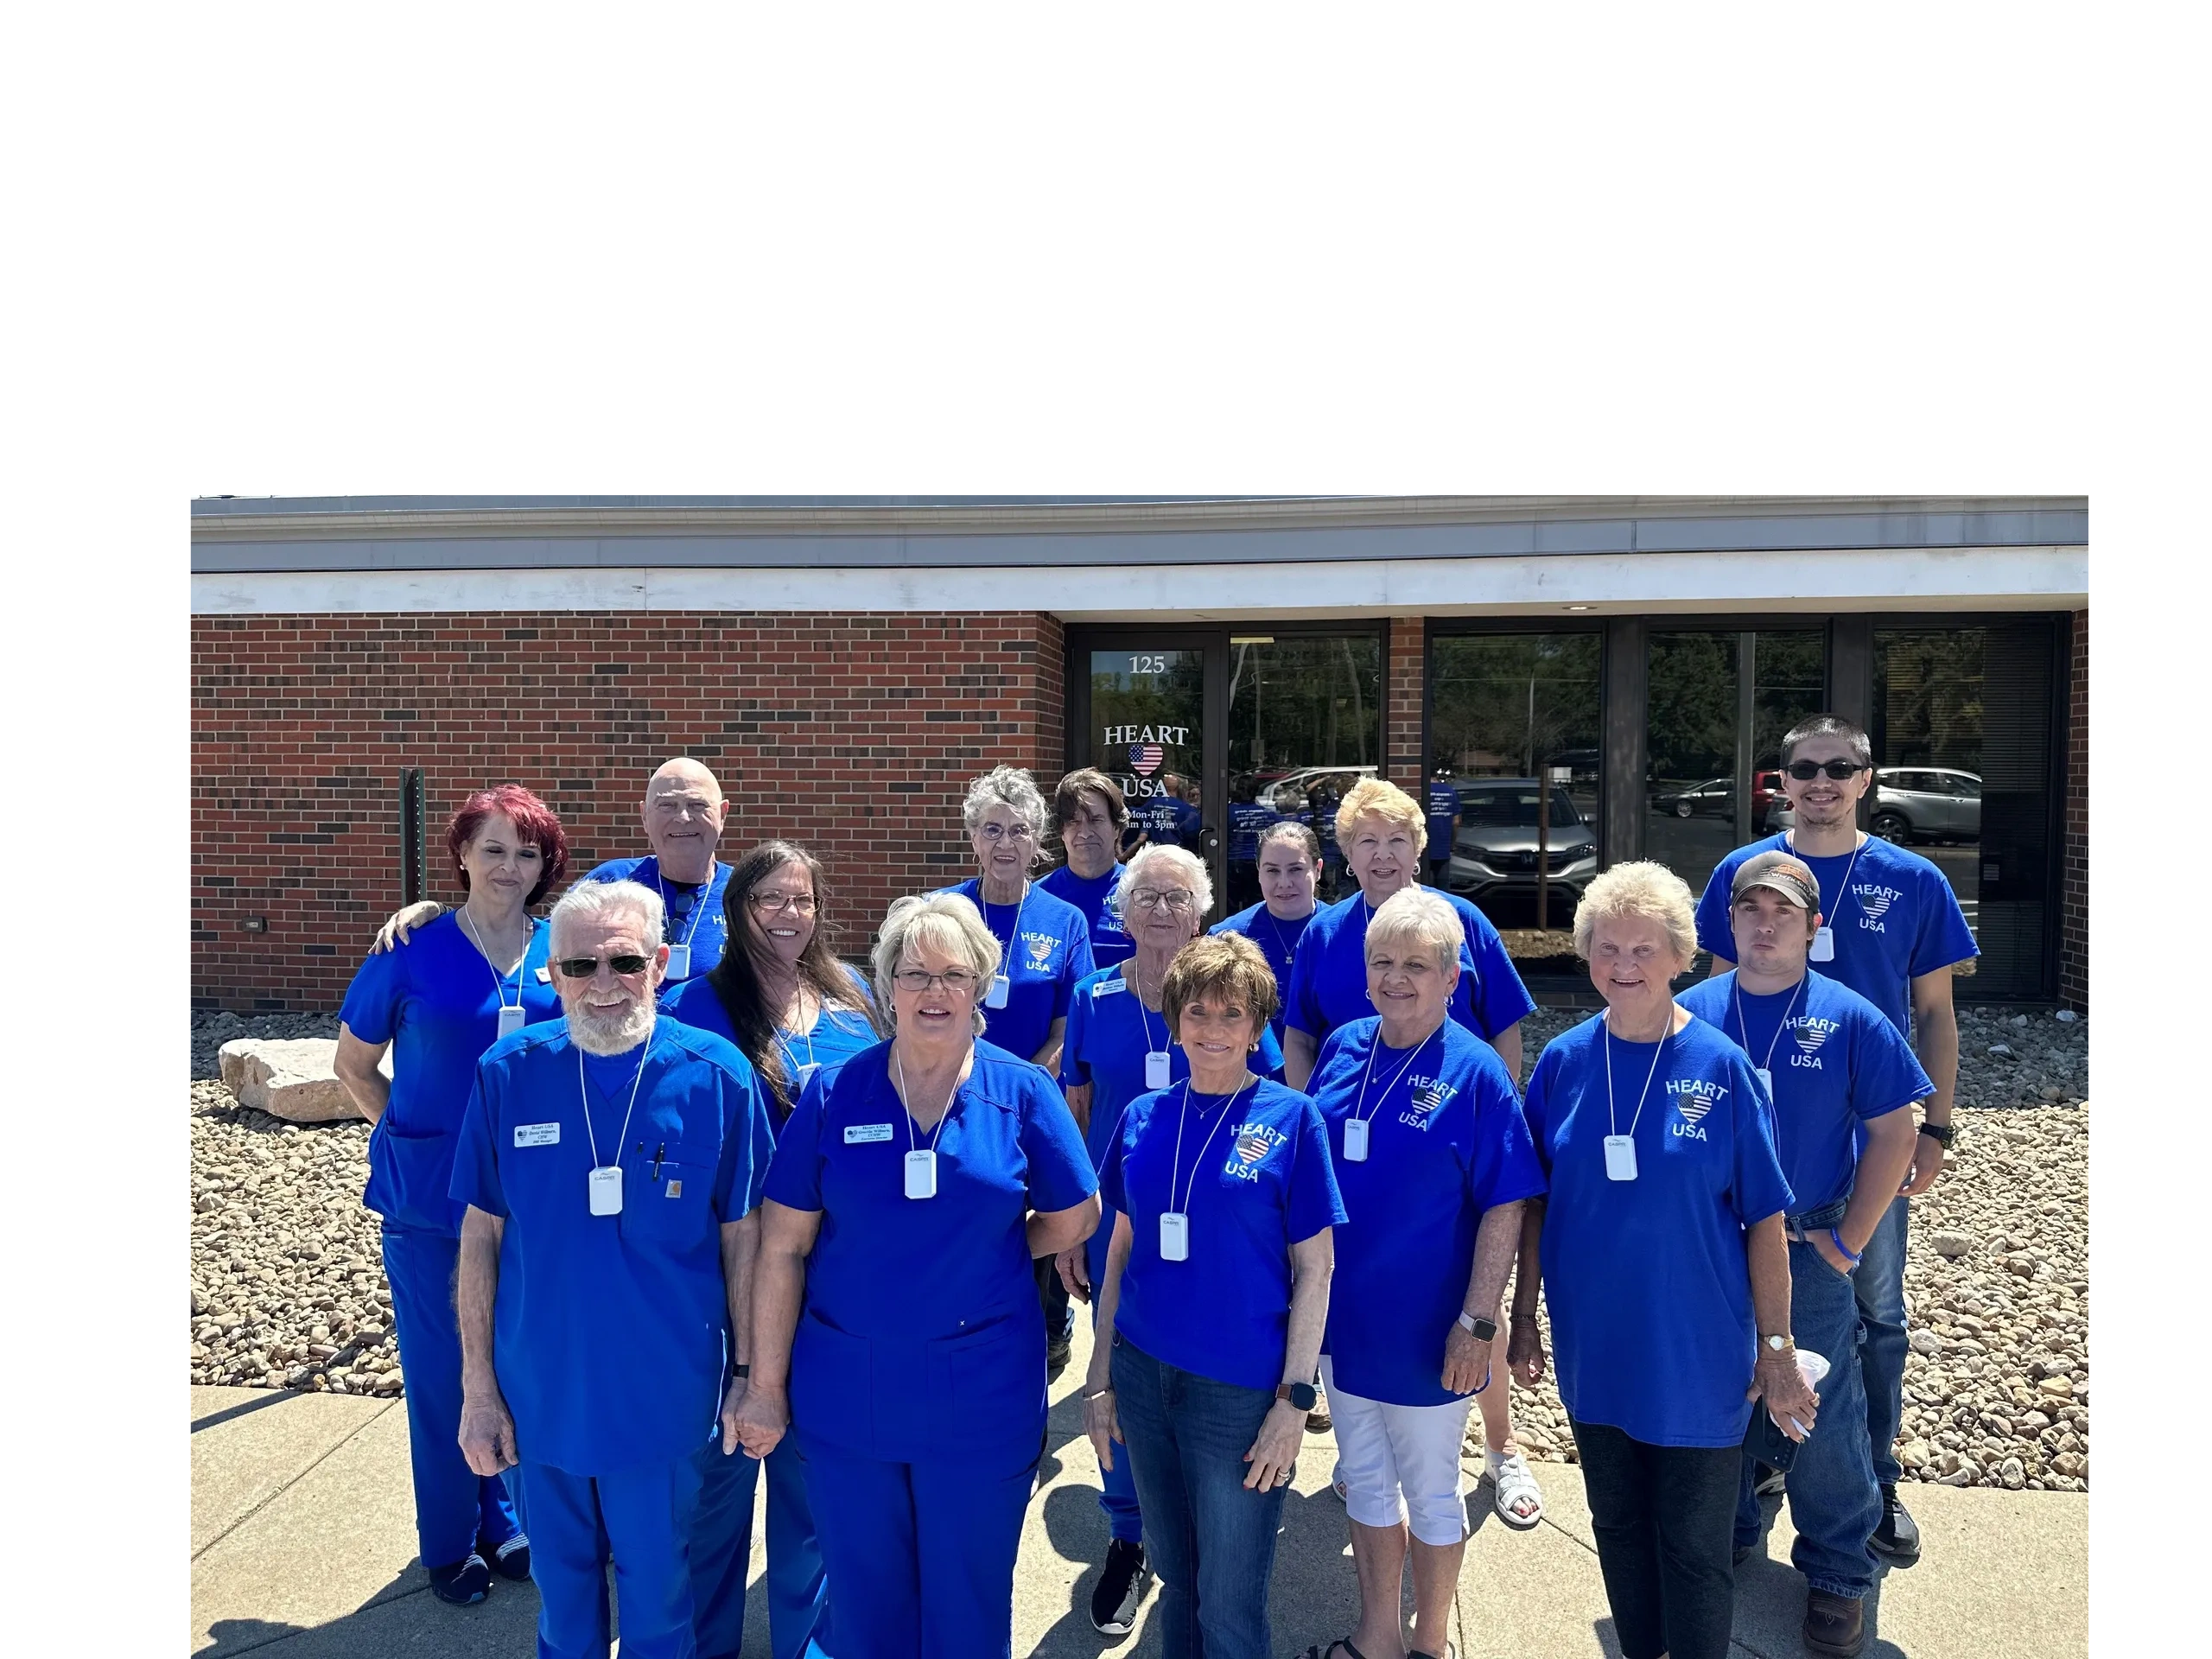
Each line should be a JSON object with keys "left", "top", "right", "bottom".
{"left": 187, "top": 999, "right": 2088, "bottom": 1491}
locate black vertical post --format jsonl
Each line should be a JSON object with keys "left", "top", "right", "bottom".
{"left": 400, "top": 768, "right": 426, "bottom": 905}
{"left": 1602, "top": 618, "right": 1648, "bottom": 868}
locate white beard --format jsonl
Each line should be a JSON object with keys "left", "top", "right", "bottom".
{"left": 569, "top": 999, "right": 655, "bottom": 1057}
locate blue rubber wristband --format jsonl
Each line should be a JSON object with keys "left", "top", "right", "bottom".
{"left": 1829, "top": 1228, "right": 1863, "bottom": 1268}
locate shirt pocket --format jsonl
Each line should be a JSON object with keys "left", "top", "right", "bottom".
{"left": 618, "top": 1145, "right": 715, "bottom": 1246}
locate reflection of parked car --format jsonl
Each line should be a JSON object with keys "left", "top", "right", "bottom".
{"left": 1656, "top": 777, "right": 1734, "bottom": 819}
{"left": 1766, "top": 766, "right": 1982, "bottom": 843}
{"left": 1448, "top": 780, "right": 1599, "bottom": 906}
{"left": 1258, "top": 766, "right": 1377, "bottom": 817}
{"left": 1751, "top": 769, "right": 1786, "bottom": 822}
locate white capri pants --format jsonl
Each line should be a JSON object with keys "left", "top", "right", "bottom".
{"left": 1319, "top": 1356, "right": 1477, "bottom": 1546}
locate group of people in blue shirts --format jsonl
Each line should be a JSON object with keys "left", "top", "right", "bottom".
{"left": 328, "top": 710, "right": 1975, "bottom": 1659}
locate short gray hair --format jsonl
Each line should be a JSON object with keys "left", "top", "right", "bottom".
{"left": 962, "top": 765, "right": 1050, "bottom": 840}
{"left": 1122, "top": 843, "right": 1214, "bottom": 917}
{"left": 550, "top": 878, "right": 665, "bottom": 956}
{"left": 1573, "top": 861, "right": 1697, "bottom": 963}
{"left": 1364, "top": 887, "right": 1463, "bottom": 976}
{"left": 873, "top": 892, "right": 1003, "bottom": 1037}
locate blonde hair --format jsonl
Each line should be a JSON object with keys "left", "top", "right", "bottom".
{"left": 1364, "top": 887, "right": 1463, "bottom": 976}
{"left": 1122, "top": 842, "right": 1215, "bottom": 917}
{"left": 1334, "top": 777, "right": 1428, "bottom": 857}
{"left": 873, "top": 892, "right": 1003, "bottom": 1037}
{"left": 1160, "top": 932, "right": 1281, "bottom": 1041}
{"left": 1572, "top": 861, "right": 1698, "bottom": 964}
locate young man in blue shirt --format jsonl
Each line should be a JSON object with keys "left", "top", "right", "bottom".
{"left": 1694, "top": 715, "right": 1977, "bottom": 1567}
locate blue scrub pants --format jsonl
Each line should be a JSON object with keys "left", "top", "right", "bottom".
{"left": 1084, "top": 1213, "right": 1143, "bottom": 1544}
{"left": 797, "top": 1427, "right": 1036, "bottom": 1659}
{"left": 510, "top": 1455, "right": 703, "bottom": 1659}
{"left": 690, "top": 1435, "right": 829, "bottom": 1659}
{"left": 1853, "top": 1196, "right": 1911, "bottom": 1487}
{"left": 381, "top": 1229, "right": 521, "bottom": 1567}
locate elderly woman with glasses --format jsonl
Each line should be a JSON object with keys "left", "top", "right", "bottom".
{"left": 731, "top": 892, "right": 1100, "bottom": 1659}
{"left": 1054, "top": 845, "right": 1286, "bottom": 1637}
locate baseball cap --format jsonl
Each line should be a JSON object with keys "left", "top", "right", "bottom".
{"left": 1730, "top": 850, "right": 1821, "bottom": 912}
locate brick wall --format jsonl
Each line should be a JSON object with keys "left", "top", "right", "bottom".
{"left": 192, "top": 611, "right": 1066, "bottom": 1011}
{"left": 1386, "top": 614, "right": 1426, "bottom": 791}
{"left": 2058, "top": 607, "right": 2088, "bottom": 1009}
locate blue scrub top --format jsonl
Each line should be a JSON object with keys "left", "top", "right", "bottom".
{"left": 1285, "top": 887, "right": 1537, "bottom": 1050}
{"left": 1522, "top": 1014, "right": 1793, "bottom": 1447}
{"left": 339, "top": 912, "right": 561, "bottom": 1237}
{"left": 765, "top": 1040, "right": 1097, "bottom": 1459}
{"left": 1039, "top": 862, "right": 1135, "bottom": 969}
{"left": 1210, "top": 903, "right": 1316, "bottom": 1046}
{"left": 582, "top": 855, "right": 734, "bottom": 986}
{"left": 448, "top": 1018, "right": 774, "bottom": 1476}
{"left": 1099, "top": 1077, "right": 1346, "bottom": 1393}
{"left": 658, "top": 965, "right": 880, "bottom": 1123}
{"left": 1679, "top": 969, "right": 1931, "bottom": 1215}
{"left": 944, "top": 878, "right": 1095, "bottom": 1062}
{"left": 1426, "top": 782, "right": 1460, "bottom": 851}
{"left": 1694, "top": 834, "right": 1979, "bottom": 1036}
{"left": 1310, "top": 1018, "right": 1547, "bottom": 1407}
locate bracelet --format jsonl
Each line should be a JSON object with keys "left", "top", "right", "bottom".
{"left": 1828, "top": 1228, "right": 1863, "bottom": 1268}
{"left": 1083, "top": 1385, "right": 1115, "bottom": 1402}
{"left": 1510, "top": 1310, "right": 1539, "bottom": 1325}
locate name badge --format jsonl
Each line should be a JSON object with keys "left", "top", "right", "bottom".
{"left": 1145, "top": 1051, "right": 1171, "bottom": 1090}
{"left": 1093, "top": 976, "right": 1128, "bottom": 998}
{"left": 514, "top": 1122, "right": 561, "bottom": 1147}
{"left": 1343, "top": 1117, "right": 1371, "bottom": 1162}
{"left": 535, "top": 965, "right": 553, "bottom": 983}
{"left": 844, "top": 1122, "right": 894, "bottom": 1144}
{"left": 1755, "top": 1066, "right": 1774, "bottom": 1098}
{"left": 497, "top": 1005, "right": 525, "bottom": 1039}
{"left": 665, "top": 944, "right": 692, "bottom": 978}
{"left": 1160, "top": 1211, "right": 1191, "bottom": 1261}
{"left": 985, "top": 974, "right": 1011, "bottom": 1009}
{"left": 1809, "top": 925, "right": 1835, "bottom": 963}
{"left": 588, "top": 1164, "right": 624, "bottom": 1215}
{"left": 1603, "top": 1135, "right": 1638, "bottom": 1182}
{"left": 904, "top": 1148, "right": 938, "bottom": 1199}
{"left": 794, "top": 1061, "right": 820, "bottom": 1089}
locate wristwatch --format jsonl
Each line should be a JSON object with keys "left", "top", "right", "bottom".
{"left": 1275, "top": 1379, "right": 1319, "bottom": 1413}
{"left": 734, "top": 1363, "right": 751, "bottom": 1380}
{"left": 1762, "top": 1333, "right": 1795, "bottom": 1357}
{"left": 1457, "top": 1311, "right": 1499, "bottom": 1342}
{"left": 1919, "top": 1120, "right": 1958, "bottom": 1149}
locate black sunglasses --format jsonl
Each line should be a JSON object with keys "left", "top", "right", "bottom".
{"left": 1784, "top": 760, "right": 1868, "bottom": 781}
{"left": 554, "top": 954, "right": 652, "bottom": 977}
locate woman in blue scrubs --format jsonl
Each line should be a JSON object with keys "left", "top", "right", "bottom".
{"left": 1306, "top": 888, "right": 1547, "bottom": 1659}
{"left": 1084, "top": 933, "right": 1345, "bottom": 1659}
{"left": 1056, "top": 844, "right": 1285, "bottom": 1637}
{"left": 333, "top": 784, "right": 569, "bottom": 1605}
{"left": 1039, "top": 768, "right": 1136, "bottom": 970}
{"left": 731, "top": 892, "right": 1100, "bottom": 1659}
{"left": 659, "top": 840, "right": 884, "bottom": 1659}
{"left": 1210, "top": 821, "right": 1323, "bottom": 1047}
{"left": 1510, "top": 863, "right": 1817, "bottom": 1659}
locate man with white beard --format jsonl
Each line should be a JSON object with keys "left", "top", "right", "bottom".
{"left": 451, "top": 880, "right": 773, "bottom": 1659}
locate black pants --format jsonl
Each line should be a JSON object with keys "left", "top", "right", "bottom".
{"left": 1035, "top": 1254, "right": 1071, "bottom": 1344}
{"left": 1570, "top": 1417, "right": 1742, "bottom": 1659}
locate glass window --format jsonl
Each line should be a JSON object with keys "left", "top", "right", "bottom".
{"left": 1224, "top": 634, "right": 1382, "bottom": 910}
{"left": 1872, "top": 627, "right": 1996, "bottom": 985}
{"left": 1084, "top": 647, "right": 1207, "bottom": 859}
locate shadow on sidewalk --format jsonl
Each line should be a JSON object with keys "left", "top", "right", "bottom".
{"left": 196, "top": 1569, "right": 539, "bottom": 1659}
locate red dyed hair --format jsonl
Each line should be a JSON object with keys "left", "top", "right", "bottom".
{"left": 448, "top": 784, "right": 570, "bottom": 906}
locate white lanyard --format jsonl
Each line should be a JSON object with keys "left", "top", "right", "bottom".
{"left": 779, "top": 990, "right": 821, "bottom": 1070}
{"left": 1352, "top": 1024, "right": 1438, "bottom": 1127}
{"left": 656, "top": 860, "right": 716, "bottom": 950}
{"left": 1166, "top": 1074, "right": 1253, "bottom": 1217}
{"left": 982, "top": 880, "right": 1029, "bottom": 957}
{"left": 891, "top": 1044, "right": 963, "bottom": 1198}
{"left": 1603, "top": 1010, "right": 1672, "bottom": 1141}
{"left": 1732, "top": 973, "right": 1807, "bottom": 1093}
{"left": 1787, "top": 832, "right": 1866, "bottom": 926}
{"left": 457, "top": 905, "right": 531, "bottom": 1014}
{"left": 578, "top": 1037, "right": 652, "bottom": 1213}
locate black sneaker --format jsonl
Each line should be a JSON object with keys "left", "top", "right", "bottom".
{"left": 481, "top": 1533, "right": 531, "bottom": 1581}
{"left": 1868, "top": 1482, "right": 1921, "bottom": 1565}
{"left": 1090, "top": 1538, "right": 1147, "bottom": 1636}
{"left": 1752, "top": 1461, "right": 1788, "bottom": 1497}
{"left": 1803, "top": 1588, "right": 1866, "bottom": 1656}
{"left": 426, "top": 1552, "right": 492, "bottom": 1605}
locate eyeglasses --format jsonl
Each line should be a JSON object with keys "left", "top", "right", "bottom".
{"left": 1784, "top": 760, "right": 1868, "bottom": 781}
{"left": 748, "top": 891, "right": 817, "bottom": 915}
{"left": 555, "top": 954, "right": 652, "bottom": 977}
{"left": 973, "top": 823, "right": 1036, "bottom": 844}
{"left": 1127, "top": 888, "right": 1198, "bottom": 912}
{"left": 893, "top": 968, "right": 982, "bottom": 993}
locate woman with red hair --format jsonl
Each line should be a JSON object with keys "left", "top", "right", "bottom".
{"left": 334, "top": 784, "right": 570, "bottom": 1607}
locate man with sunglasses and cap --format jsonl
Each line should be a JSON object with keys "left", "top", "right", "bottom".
{"left": 449, "top": 878, "right": 775, "bottom": 1659}
{"left": 1680, "top": 851, "right": 1931, "bottom": 1658}
{"left": 1693, "top": 715, "right": 1977, "bottom": 1568}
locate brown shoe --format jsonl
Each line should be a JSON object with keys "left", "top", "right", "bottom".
{"left": 1803, "top": 1589, "right": 1866, "bottom": 1657}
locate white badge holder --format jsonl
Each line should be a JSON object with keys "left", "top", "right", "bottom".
{"left": 588, "top": 1165, "right": 625, "bottom": 1215}
{"left": 904, "top": 1148, "right": 938, "bottom": 1200}
{"left": 497, "top": 1005, "right": 525, "bottom": 1039}
{"left": 666, "top": 944, "right": 691, "bottom": 978}
{"left": 986, "top": 973, "right": 1010, "bottom": 1009}
{"left": 1603, "top": 1135, "right": 1638, "bottom": 1182}
{"left": 1159, "top": 1211, "right": 1191, "bottom": 1261}
{"left": 1343, "top": 1118, "right": 1371, "bottom": 1162}
{"left": 793, "top": 1061, "right": 820, "bottom": 1089}
{"left": 1808, "top": 925, "right": 1835, "bottom": 963}
{"left": 1145, "top": 1051, "right": 1172, "bottom": 1090}
{"left": 1755, "top": 1066, "right": 1774, "bottom": 1096}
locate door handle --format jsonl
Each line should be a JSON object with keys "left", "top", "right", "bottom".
{"left": 1201, "top": 827, "right": 1223, "bottom": 855}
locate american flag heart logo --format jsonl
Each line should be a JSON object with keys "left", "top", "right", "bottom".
{"left": 1235, "top": 1130, "right": 1271, "bottom": 1164}
{"left": 1795, "top": 1022, "right": 1831, "bottom": 1054}
{"left": 1676, "top": 1097, "right": 1713, "bottom": 1126}
{"left": 1859, "top": 887, "right": 1894, "bottom": 919}
{"left": 1129, "top": 743, "right": 1165, "bottom": 775}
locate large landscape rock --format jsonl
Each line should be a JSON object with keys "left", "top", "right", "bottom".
{"left": 217, "top": 1038, "right": 386, "bottom": 1123}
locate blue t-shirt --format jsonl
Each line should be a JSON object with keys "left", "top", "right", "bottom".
{"left": 1285, "top": 887, "right": 1537, "bottom": 1049}
{"left": 765, "top": 1041, "right": 1097, "bottom": 1459}
{"left": 1098, "top": 1077, "right": 1347, "bottom": 1392}
{"left": 1134, "top": 794, "right": 1203, "bottom": 849}
{"left": 1694, "top": 834, "right": 1978, "bottom": 1036}
{"left": 1210, "top": 902, "right": 1317, "bottom": 1046}
{"left": 1039, "top": 862, "right": 1135, "bottom": 970}
{"left": 339, "top": 913, "right": 562, "bottom": 1236}
{"left": 1228, "top": 799, "right": 1284, "bottom": 863}
{"left": 1426, "top": 782, "right": 1461, "bottom": 853}
{"left": 1522, "top": 1014, "right": 1793, "bottom": 1446}
{"left": 1679, "top": 969, "right": 1932, "bottom": 1215}
{"left": 448, "top": 1019, "right": 774, "bottom": 1475}
{"left": 582, "top": 855, "right": 734, "bottom": 985}
{"left": 944, "top": 878, "right": 1095, "bottom": 1062}
{"left": 657, "top": 966, "right": 880, "bottom": 1124}
{"left": 1311, "top": 1018, "right": 1548, "bottom": 1407}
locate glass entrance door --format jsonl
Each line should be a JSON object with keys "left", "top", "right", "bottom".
{"left": 1071, "top": 636, "right": 1222, "bottom": 912}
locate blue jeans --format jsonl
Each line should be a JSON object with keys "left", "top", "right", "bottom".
{"left": 1090, "top": 1286, "right": 1143, "bottom": 1542}
{"left": 1109, "top": 1335, "right": 1287, "bottom": 1659}
{"left": 1852, "top": 1196, "right": 1910, "bottom": 1486}
{"left": 1738, "top": 1235, "right": 1880, "bottom": 1600}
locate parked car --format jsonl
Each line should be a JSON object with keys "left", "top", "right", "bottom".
{"left": 1751, "top": 768, "right": 1787, "bottom": 823}
{"left": 1764, "top": 766, "right": 1982, "bottom": 843}
{"left": 1447, "top": 779, "right": 1599, "bottom": 913}
{"left": 1656, "top": 776, "right": 1734, "bottom": 819}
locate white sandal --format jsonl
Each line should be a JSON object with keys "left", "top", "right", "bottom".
{"left": 1486, "top": 1448, "right": 1542, "bottom": 1530}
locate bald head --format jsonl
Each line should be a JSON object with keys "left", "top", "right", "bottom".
{"left": 641, "top": 757, "right": 728, "bottom": 882}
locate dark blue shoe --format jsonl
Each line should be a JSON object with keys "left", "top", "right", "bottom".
{"left": 427, "top": 1552, "right": 492, "bottom": 1605}
{"left": 481, "top": 1533, "right": 531, "bottom": 1581}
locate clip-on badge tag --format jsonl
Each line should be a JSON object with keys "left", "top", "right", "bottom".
{"left": 1343, "top": 1118, "right": 1371, "bottom": 1162}
{"left": 1145, "top": 1051, "right": 1172, "bottom": 1090}
{"left": 1159, "top": 1211, "right": 1191, "bottom": 1261}
{"left": 1603, "top": 1135, "right": 1639, "bottom": 1182}
{"left": 497, "top": 1005, "right": 525, "bottom": 1039}
{"left": 588, "top": 1165, "right": 625, "bottom": 1215}
{"left": 1755, "top": 1066, "right": 1774, "bottom": 1097}
{"left": 794, "top": 1061, "right": 820, "bottom": 1089}
{"left": 904, "top": 1148, "right": 938, "bottom": 1199}
{"left": 665, "top": 944, "right": 691, "bottom": 978}
{"left": 986, "top": 974, "right": 1011, "bottom": 1009}
{"left": 1808, "top": 925, "right": 1835, "bottom": 963}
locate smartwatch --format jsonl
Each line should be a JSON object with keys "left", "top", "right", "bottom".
{"left": 1275, "top": 1379, "right": 1319, "bottom": 1413}
{"left": 734, "top": 1363, "right": 752, "bottom": 1380}
{"left": 1457, "top": 1311, "right": 1499, "bottom": 1343}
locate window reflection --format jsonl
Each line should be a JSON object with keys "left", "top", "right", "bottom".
{"left": 1224, "top": 635, "right": 1382, "bottom": 909}
{"left": 1872, "top": 629, "right": 1987, "bottom": 982}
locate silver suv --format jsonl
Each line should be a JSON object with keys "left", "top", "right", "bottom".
{"left": 1764, "top": 766, "right": 1981, "bottom": 843}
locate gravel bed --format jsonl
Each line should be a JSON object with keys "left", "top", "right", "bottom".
{"left": 187, "top": 1004, "right": 2088, "bottom": 1488}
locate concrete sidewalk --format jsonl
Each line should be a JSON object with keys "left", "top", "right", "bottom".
{"left": 194, "top": 1316, "right": 2086, "bottom": 1657}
